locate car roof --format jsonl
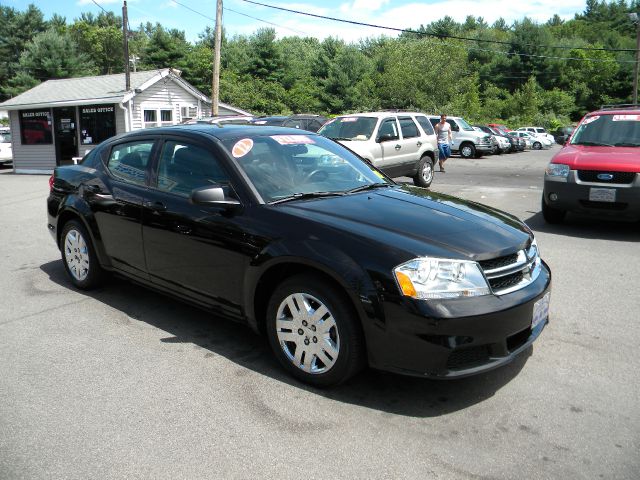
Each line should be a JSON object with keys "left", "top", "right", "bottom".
{"left": 106, "top": 124, "right": 317, "bottom": 143}
{"left": 588, "top": 109, "right": 640, "bottom": 116}
{"left": 333, "top": 111, "right": 428, "bottom": 119}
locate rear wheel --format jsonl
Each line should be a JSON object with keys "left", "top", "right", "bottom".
{"left": 413, "top": 156, "right": 434, "bottom": 188}
{"left": 460, "top": 142, "right": 476, "bottom": 159}
{"left": 60, "top": 220, "right": 104, "bottom": 289}
{"left": 266, "top": 275, "right": 365, "bottom": 387}
{"left": 541, "top": 197, "right": 566, "bottom": 224}
{"left": 533, "top": 141, "right": 542, "bottom": 150}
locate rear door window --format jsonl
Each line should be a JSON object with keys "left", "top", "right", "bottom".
{"left": 107, "top": 140, "right": 155, "bottom": 186}
{"left": 398, "top": 116, "right": 420, "bottom": 139}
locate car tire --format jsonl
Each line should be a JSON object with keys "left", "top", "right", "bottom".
{"left": 266, "top": 274, "right": 365, "bottom": 387}
{"left": 460, "top": 142, "right": 476, "bottom": 159}
{"left": 60, "top": 220, "right": 105, "bottom": 290}
{"left": 533, "top": 141, "right": 542, "bottom": 150}
{"left": 413, "top": 156, "right": 434, "bottom": 188}
{"left": 541, "top": 197, "right": 566, "bottom": 224}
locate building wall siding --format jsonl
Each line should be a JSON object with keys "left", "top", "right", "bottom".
{"left": 10, "top": 110, "right": 56, "bottom": 172}
{"left": 132, "top": 78, "right": 202, "bottom": 129}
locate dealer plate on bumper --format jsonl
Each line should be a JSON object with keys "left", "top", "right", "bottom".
{"left": 589, "top": 187, "right": 616, "bottom": 202}
{"left": 532, "top": 292, "right": 550, "bottom": 329}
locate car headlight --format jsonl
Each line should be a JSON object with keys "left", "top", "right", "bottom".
{"left": 393, "top": 257, "right": 490, "bottom": 299}
{"left": 545, "top": 163, "right": 569, "bottom": 177}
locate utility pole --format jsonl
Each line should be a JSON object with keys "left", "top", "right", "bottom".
{"left": 212, "top": 0, "right": 223, "bottom": 116}
{"left": 123, "top": 1, "right": 130, "bottom": 91}
{"left": 635, "top": 18, "right": 640, "bottom": 104}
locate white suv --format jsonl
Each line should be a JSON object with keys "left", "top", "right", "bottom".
{"left": 318, "top": 112, "right": 438, "bottom": 187}
{"left": 517, "top": 127, "right": 555, "bottom": 144}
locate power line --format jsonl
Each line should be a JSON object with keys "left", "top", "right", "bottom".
{"left": 89, "top": 0, "right": 109, "bottom": 15}
{"left": 170, "top": 0, "right": 306, "bottom": 36}
{"left": 240, "top": 0, "right": 636, "bottom": 54}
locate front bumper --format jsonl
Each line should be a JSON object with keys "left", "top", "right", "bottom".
{"left": 366, "top": 261, "right": 551, "bottom": 378}
{"left": 544, "top": 171, "right": 640, "bottom": 220}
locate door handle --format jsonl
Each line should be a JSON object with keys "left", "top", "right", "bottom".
{"left": 394, "top": 144, "right": 401, "bottom": 150}
{"left": 143, "top": 201, "right": 166, "bottom": 212}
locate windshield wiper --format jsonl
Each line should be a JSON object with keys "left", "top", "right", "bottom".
{"left": 269, "top": 191, "right": 345, "bottom": 205}
{"left": 329, "top": 136, "right": 355, "bottom": 141}
{"left": 345, "top": 183, "right": 392, "bottom": 194}
{"left": 614, "top": 142, "right": 640, "bottom": 147}
{"left": 573, "top": 141, "right": 614, "bottom": 147}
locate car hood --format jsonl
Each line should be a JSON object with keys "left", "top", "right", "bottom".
{"left": 552, "top": 145, "right": 640, "bottom": 172}
{"left": 276, "top": 186, "right": 531, "bottom": 261}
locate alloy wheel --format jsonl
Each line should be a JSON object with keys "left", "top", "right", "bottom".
{"left": 275, "top": 292, "right": 340, "bottom": 374}
{"left": 64, "top": 229, "right": 90, "bottom": 281}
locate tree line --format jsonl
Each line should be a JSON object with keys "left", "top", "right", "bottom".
{"left": 1, "top": 1, "right": 640, "bottom": 129}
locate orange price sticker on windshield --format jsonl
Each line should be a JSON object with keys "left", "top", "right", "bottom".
{"left": 232, "top": 138, "right": 254, "bottom": 158}
{"left": 271, "top": 135, "right": 315, "bottom": 145}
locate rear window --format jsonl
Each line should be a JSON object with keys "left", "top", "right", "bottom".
{"left": 571, "top": 114, "right": 640, "bottom": 147}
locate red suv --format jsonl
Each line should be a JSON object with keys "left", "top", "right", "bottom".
{"left": 542, "top": 107, "right": 640, "bottom": 223}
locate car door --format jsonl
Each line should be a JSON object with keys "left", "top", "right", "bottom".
{"left": 374, "top": 117, "right": 401, "bottom": 171}
{"left": 447, "top": 119, "right": 462, "bottom": 150}
{"left": 142, "top": 136, "right": 247, "bottom": 318}
{"left": 91, "top": 138, "right": 158, "bottom": 279}
{"left": 394, "top": 116, "right": 422, "bottom": 172}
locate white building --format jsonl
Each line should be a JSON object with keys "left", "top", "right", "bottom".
{"left": 0, "top": 68, "right": 250, "bottom": 173}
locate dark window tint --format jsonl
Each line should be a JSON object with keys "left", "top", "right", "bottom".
{"left": 428, "top": 117, "right": 438, "bottom": 127}
{"left": 283, "top": 119, "right": 305, "bottom": 129}
{"left": 415, "top": 116, "right": 435, "bottom": 135}
{"left": 20, "top": 109, "right": 53, "bottom": 145}
{"left": 107, "top": 140, "right": 154, "bottom": 186}
{"left": 80, "top": 105, "right": 116, "bottom": 145}
{"left": 399, "top": 117, "right": 419, "bottom": 138}
{"left": 157, "top": 141, "right": 228, "bottom": 197}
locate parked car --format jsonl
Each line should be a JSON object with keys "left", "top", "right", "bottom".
{"left": 252, "top": 114, "right": 328, "bottom": 132}
{"left": 509, "top": 131, "right": 549, "bottom": 150}
{"left": 0, "top": 130, "right": 12, "bottom": 165}
{"left": 47, "top": 125, "right": 551, "bottom": 386}
{"left": 517, "top": 127, "right": 556, "bottom": 144}
{"left": 182, "top": 115, "right": 254, "bottom": 126}
{"left": 542, "top": 107, "right": 640, "bottom": 223}
{"left": 474, "top": 125, "right": 512, "bottom": 153}
{"left": 552, "top": 126, "right": 575, "bottom": 145}
{"left": 427, "top": 115, "right": 494, "bottom": 158}
{"left": 318, "top": 111, "right": 438, "bottom": 187}
{"left": 488, "top": 123, "right": 511, "bottom": 133}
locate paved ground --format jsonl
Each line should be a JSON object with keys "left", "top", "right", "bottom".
{"left": 0, "top": 148, "right": 638, "bottom": 479}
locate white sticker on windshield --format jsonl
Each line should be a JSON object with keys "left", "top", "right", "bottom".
{"left": 581, "top": 115, "right": 600, "bottom": 125}
{"left": 612, "top": 114, "right": 640, "bottom": 121}
{"left": 271, "top": 135, "right": 315, "bottom": 145}
{"left": 232, "top": 138, "right": 254, "bottom": 158}
{"left": 340, "top": 117, "right": 358, "bottom": 122}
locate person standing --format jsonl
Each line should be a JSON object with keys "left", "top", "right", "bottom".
{"left": 434, "top": 114, "right": 452, "bottom": 172}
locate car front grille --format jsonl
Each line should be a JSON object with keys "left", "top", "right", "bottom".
{"left": 577, "top": 170, "right": 636, "bottom": 184}
{"left": 579, "top": 200, "right": 628, "bottom": 210}
{"left": 479, "top": 242, "right": 540, "bottom": 296}
{"left": 446, "top": 345, "right": 490, "bottom": 370}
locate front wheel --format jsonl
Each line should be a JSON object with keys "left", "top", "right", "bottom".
{"left": 541, "top": 197, "right": 566, "bottom": 224}
{"left": 60, "top": 220, "right": 105, "bottom": 289}
{"left": 533, "top": 141, "right": 542, "bottom": 150}
{"left": 266, "top": 275, "right": 365, "bottom": 387}
{"left": 460, "top": 142, "right": 476, "bottom": 159}
{"left": 413, "top": 156, "right": 434, "bottom": 188}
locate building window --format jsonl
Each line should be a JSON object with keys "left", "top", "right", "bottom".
{"left": 19, "top": 109, "right": 53, "bottom": 145}
{"left": 180, "top": 106, "right": 197, "bottom": 121}
{"left": 144, "top": 110, "right": 157, "bottom": 128}
{"left": 80, "top": 105, "right": 116, "bottom": 145}
{"left": 160, "top": 109, "right": 173, "bottom": 126}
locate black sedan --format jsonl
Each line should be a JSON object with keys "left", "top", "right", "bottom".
{"left": 47, "top": 125, "right": 551, "bottom": 386}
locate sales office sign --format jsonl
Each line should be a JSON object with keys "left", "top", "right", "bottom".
{"left": 81, "top": 106, "right": 114, "bottom": 114}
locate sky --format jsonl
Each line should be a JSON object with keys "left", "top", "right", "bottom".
{"left": 6, "top": 0, "right": 588, "bottom": 43}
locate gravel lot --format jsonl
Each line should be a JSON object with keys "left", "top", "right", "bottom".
{"left": 1, "top": 147, "right": 638, "bottom": 479}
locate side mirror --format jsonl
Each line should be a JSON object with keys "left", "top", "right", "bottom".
{"left": 376, "top": 133, "right": 399, "bottom": 143}
{"left": 190, "top": 185, "right": 241, "bottom": 208}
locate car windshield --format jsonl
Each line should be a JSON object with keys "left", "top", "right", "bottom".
{"left": 0, "top": 133, "right": 10, "bottom": 143}
{"left": 222, "top": 133, "right": 391, "bottom": 203}
{"left": 318, "top": 116, "right": 378, "bottom": 141}
{"left": 455, "top": 117, "right": 475, "bottom": 131}
{"left": 571, "top": 114, "right": 640, "bottom": 147}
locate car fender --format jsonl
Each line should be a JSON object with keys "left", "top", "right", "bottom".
{"left": 243, "top": 238, "right": 383, "bottom": 335}
{"left": 56, "top": 194, "right": 112, "bottom": 269}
